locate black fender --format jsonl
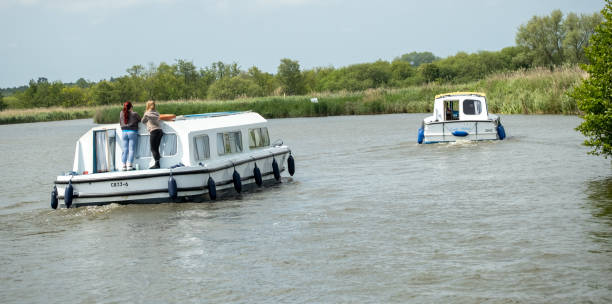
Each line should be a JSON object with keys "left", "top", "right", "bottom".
{"left": 233, "top": 170, "right": 242, "bottom": 193}
{"left": 253, "top": 165, "right": 263, "bottom": 187}
{"left": 288, "top": 154, "right": 295, "bottom": 176}
{"left": 168, "top": 175, "right": 178, "bottom": 199}
{"left": 272, "top": 158, "right": 280, "bottom": 181}
{"left": 51, "top": 185, "right": 58, "bottom": 209}
{"left": 64, "top": 181, "right": 74, "bottom": 208}
{"left": 207, "top": 176, "right": 217, "bottom": 200}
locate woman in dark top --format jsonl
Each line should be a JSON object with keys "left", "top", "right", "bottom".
{"left": 119, "top": 101, "right": 141, "bottom": 170}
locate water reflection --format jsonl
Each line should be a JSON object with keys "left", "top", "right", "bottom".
{"left": 585, "top": 177, "right": 612, "bottom": 244}
{"left": 586, "top": 177, "right": 612, "bottom": 220}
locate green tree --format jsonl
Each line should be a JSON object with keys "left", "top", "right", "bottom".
{"left": 18, "top": 78, "right": 64, "bottom": 108}
{"left": 207, "top": 75, "right": 261, "bottom": 100}
{"left": 563, "top": 12, "right": 604, "bottom": 64}
{"left": 60, "top": 86, "right": 86, "bottom": 107}
{"left": 303, "top": 66, "right": 334, "bottom": 92}
{"left": 517, "top": 10, "right": 602, "bottom": 67}
{"left": 0, "top": 93, "right": 5, "bottom": 111}
{"left": 277, "top": 58, "right": 305, "bottom": 95}
{"left": 75, "top": 78, "right": 92, "bottom": 88}
{"left": 126, "top": 65, "right": 145, "bottom": 77}
{"left": 500, "top": 46, "right": 532, "bottom": 70}
{"left": 208, "top": 61, "right": 241, "bottom": 80}
{"left": 396, "top": 51, "right": 439, "bottom": 66}
{"left": 114, "top": 76, "right": 146, "bottom": 102}
{"left": 248, "top": 66, "right": 277, "bottom": 96}
{"left": 570, "top": 0, "right": 611, "bottom": 157}
{"left": 418, "top": 63, "right": 440, "bottom": 83}
{"left": 149, "top": 62, "right": 182, "bottom": 100}
{"left": 92, "top": 80, "right": 117, "bottom": 105}
{"left": 176, "top": 59, "right": 198, "bottom": 99}
{"left": 516, "top": 10, "right": 566, "bottom": 67}
{"left": 390, "top": 60, "right": 415, "bottom": 81}
{"left": 195, "top": 67, "right": 217, "bottom": 98}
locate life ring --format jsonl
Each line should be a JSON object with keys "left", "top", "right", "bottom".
{"left": 272, "top": 158, "right": 280, "bottom": 181}
{"left": 253, "top": 165, "right": 263, "bottom": 187}
{"left": 64, "top": 181, "right": 74, "bottom": 208}
{"left": 51, "top": 185, "right": 58, "bottom": 209}
{"left": 168, "top": 175, "right": 178, "bottom": 199}
{"left": 207, "top": 176, "right": 217, "bottom": 200}
{"left": 233, "top": 170, "right": 242, "bottom": 193}
{"left": 288, "top": 154, "right": 295, "bottom": 176}
{"left": 159, "top": 114, "right": 176, "bottom": 121}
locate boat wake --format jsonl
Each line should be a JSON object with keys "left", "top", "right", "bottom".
{"left": 55, "top": 203, "right": 124, "bottom": 219}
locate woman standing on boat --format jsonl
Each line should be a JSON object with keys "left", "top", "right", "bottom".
{"left": 141, "top": 100, "right": 162, "bottom": 169}
{"left": 120, "top": 101, "right": 141, "bottom": 171}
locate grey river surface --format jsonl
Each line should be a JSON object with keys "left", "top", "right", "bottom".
{"left": 1, "top": 114, "right": 611, "bottom": 303}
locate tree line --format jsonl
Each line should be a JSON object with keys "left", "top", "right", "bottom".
{"left": 0, "top": 9, "right": 602, "bottom": 110}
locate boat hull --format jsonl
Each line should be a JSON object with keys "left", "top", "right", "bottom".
{"left": 54, "top": 146, "right": 290, "bottom": 208}
{"left": 422, "top": 120, "right": 500, "bottom": 144}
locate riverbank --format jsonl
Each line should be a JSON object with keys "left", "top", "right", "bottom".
{"left": 0, "top": 66, "right": 585, "bottom": 125}
{"left": 0, "top": 107, "right": 96, "bottom": 124}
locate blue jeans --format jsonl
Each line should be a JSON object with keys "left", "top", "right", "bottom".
{"left": 121, "top": 131, "right": 138, "bottom": 164}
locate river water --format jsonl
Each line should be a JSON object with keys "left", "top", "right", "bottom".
{"left": 0, "top": 114, "right": 610, "bottom": 303}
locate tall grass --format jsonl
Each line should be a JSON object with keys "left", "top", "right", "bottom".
{"left": 0, "top": 66, "right": 586, "bottom": 125}
{"left": 0, "top": 107, "right": 97, "bottom": 124}
{"left": 477, "top": 66, "right": 586, "bottom": 114}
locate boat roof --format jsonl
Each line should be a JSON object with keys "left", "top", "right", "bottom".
{"left": 171, "top": 111, "right": 266, "bottom": 133}
{"left": 434, "top": 92, "right": 486, "bottom": 99}
{"left": 92, "top": 111, "right": 267, "bottom": 133}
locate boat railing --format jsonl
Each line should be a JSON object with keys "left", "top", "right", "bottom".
{"left": 177, "top": 111, "right": 252, "bottom": 120}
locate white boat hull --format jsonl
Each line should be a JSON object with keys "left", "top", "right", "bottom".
{"left": 54, "top": 146, "right": 290, "bottom": 207}
{"left": 421, "top": 120, "right": 501, "bottom": 144}
{"left": 417, "top": 92, "right": 507, "bottom": 144}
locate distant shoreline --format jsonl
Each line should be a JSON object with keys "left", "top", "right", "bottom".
{"left": 0, "top": 67, "right": 585, "bottom": 125}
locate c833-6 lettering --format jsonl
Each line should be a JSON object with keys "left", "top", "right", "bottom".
{"left": 110, "top": 181, "right": 129, "bottom": 187}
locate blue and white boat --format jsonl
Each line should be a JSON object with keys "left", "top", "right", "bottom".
{"left": 51, "top": 111, "right": 295, "bottom": 208}
{"left": 417, "top": 92, "right": 506, "bottom": 144}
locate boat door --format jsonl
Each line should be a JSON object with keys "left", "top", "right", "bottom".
{"left": 444, "top": 100, "right": 459, "bottom": 121}
{"left": 93, "top": 129, "right": 116, "bottom": 173}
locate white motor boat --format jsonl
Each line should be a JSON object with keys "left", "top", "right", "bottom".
{"left": 417, "top": 92, "right": 506, "bottom": 144}
{"left": 51, "top": 111, "right": 295, "bottom": 208}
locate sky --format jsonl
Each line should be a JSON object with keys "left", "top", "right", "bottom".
{"left": 0, "top": 0, "right": 604, "bottom": 88}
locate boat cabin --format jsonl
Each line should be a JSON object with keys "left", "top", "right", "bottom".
{"left": 72, "top": 112, "right": 272, "bottom": 174}
{"left": 429, "top": 92, "right": 490, "bottom": 122}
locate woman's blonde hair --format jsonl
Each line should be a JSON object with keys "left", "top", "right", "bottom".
{"left": 146, "top": 100, "right": 156, "bottom": 112}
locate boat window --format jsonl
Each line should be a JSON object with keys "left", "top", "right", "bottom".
{"left": 94, "top": 129, "right": 116, "bottom": 173}
{"left": 136, "top": 133, "right": 178, "bottom": 158}
{"left": 248, "top": 127, "right": 270, "bottom": 149}
{"left": 193, "top": 134, "right": 210, "bottom": 160}
{"left": 463, "top": 99, "right": 482, "bottom": 115}
{"left": 217, "top": 131, "right": 243, "bottom": 156}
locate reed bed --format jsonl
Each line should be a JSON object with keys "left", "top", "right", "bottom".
{"left": 0, "top": 107, "right": 96, "bottom": 124}
{"left": 0, "top": 66, "right": 587, "bottom": 125}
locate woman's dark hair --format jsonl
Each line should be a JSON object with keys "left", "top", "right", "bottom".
{"left": 122, "top": 101, "right": 132, "bottom": 124}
